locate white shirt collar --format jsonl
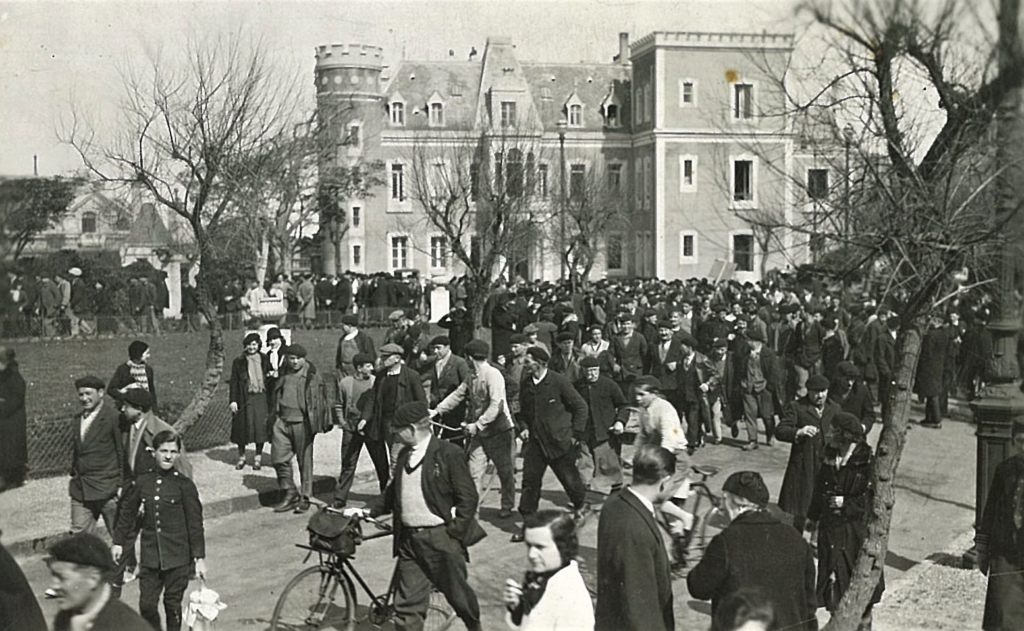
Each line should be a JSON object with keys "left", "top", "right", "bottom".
{"left": 627, "top": 487, "right": 656, "bottom": 516}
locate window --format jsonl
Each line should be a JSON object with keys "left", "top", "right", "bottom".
{"left": 470, "top": 163, "right": 480, "bottom": 201}
{"left": 605, "top": 104, "right": 619, "bottom": 127}
{"left": 733, "top": 159, "right": 754, "bottom": 202}
{"left": 607, "top": 163, "right": 622, "bottom": 193}
{"left": 81, "top": 212, "right": 97, "bottom": 234}
{"left": 636, "top": 87, "right": 644, "bottom": 125}
{"left": 644, "top": 157, "right": 652, "bottom": 208}
{"left": 732, "top": 233, "right": 754, "bottom": 272}
{"left": 351, "top": 206, "right": 361, "bottom": 228}
{"left": 679, "top": 156, "right": 697, "bottom": 192}
{"left": 807, "top": 169, "right": 829, "bottom": 200}
{"left": 345, "top": 124, "right": 361, "bottom": 148}
{"left": 568, "top": 104, "right": 583, "bottom": 127}
{"left": 352, "top": 244, "right": 362, "bottom": 267}
{"left": 570, "top": 163, "right": 586, "bottom": 199}
{"left": 431, "top": 161, "right": 447, "bottom": 198}
{"left": 734, "top": 83, "right": 754, "bottom": 119}
{"left": 643, "top": 84, "right": 652, "bottom": 122}
{"left": 430, "top": 236, "right": 448, "bottom": 269}
{"left": 635, "top": 161, "right": 643, "bottom": 206}
{"left": 537, "top": 163, "right": 549, "bottom": 198}
{"left": 500, "top": 101, "right": 517, "bottom": 128}
{"left": 606, "top": 233, "right": 624, "bottom": 271}
{"left": 391, "top": 163, "right": 405, "bottom": 201}
{"left": 391, "top": 235, "right": 410, "bottom": 270}
{"left": 679, "top": 231, "right": 697, "bottom": 263}
{"left": 507, "top": 149, "right": 524, "bottom": 198}
{"left": 390, "top": 101, "right": 405, "bottom": 125}
{"left": 429, "top": 102, "right": 444, "bottom": 127}
{"left": 679, "top": 80, "right": 696, "bottom": 106}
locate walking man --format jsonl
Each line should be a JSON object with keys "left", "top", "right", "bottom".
{"left": 69, "top": 376, "right": 123, "bottom": 538}
{"left": 332, "top": 353, "right": 387, "bottom": 508}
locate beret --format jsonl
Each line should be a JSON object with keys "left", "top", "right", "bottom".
{"left": 634, "top": 375, "right": 662, "bottom": 391}
{"left": 806, "top": 374, "right": 831, "bottom": 391}
{"left": 284, "top": 344, "right": 307, "bottom": 358}
{"left": 833, "top": 411, "right": 866, "bottom": 436}
{"left": 379, "top": 343, "right": 404, "bottom": 356}
{"left": 657, "top": 319, "right": 674, "bottom": 329}
{"left": 722, "top": 471, "right": 770, "bottom": 507}
{"left": 712, "top": 338, "right": 728, "bottom": 349}
{"left": 579, "top": 356, "right": 601, "bottom": 369}
{"left": 523, "top": 323, "right": 540, "bottom": 334}
{"left": 341, "top": 314, "right": 359, "bottom": 326}
{"left": 526, "top": 346, "right": 550, "bottom": 363}
{"left": 837, "top": 361, "right": 860, "bottom": 378}
{"left": 463, "top": 339, "right": 490, "bottom": 359}
{"left": 48, "top": 532, "right": 114, "bottom": 572}
{"left": 352, "top": 353, "right": 375, "bottom": 367}
{"left": 391, "top": 401, "right": 430, "bottom": 429}
{"left": 676, "top": 332, "right": 698, "bottom": 348}
{"left": 509, "top": 333, "right": 529, "bottom": 345}
{"left": 388, "top": 309, "right": 405, "bottom": 321}
{"left": 745, "top": 329, "right": 765, "bottom": 342}
{"left": 266, "top": 327, "right": 284, "bottom": 340}
{"left": 556, "top": 331, "right": 576, "bottom": 343}
{"left": 243, "top": 332, "right": 262, "bottom": 347}
{"left": 121, "top": 388, "right": 153, "bottom": 409}
{"left": 644, "top": 308, "right": 660, "bottom": 317}
{"left": 74, "top": 375, "right": 105, "bottom": 391}
{"left": 429, "top": 335, "right": 451, "bottom": 347}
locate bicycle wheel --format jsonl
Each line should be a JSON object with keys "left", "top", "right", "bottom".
{"left": 271, "top": 565, "right": 356, "bottom": 631}
{"left": 690, "top": 506, "right": 726, "bottom": 564}
{"left": 423, "top": 590, "right": 457, "bottom": 631}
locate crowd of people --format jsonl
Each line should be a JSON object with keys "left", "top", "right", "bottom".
{"left": 1, "top": 268, "right": 1022, "bottom": 631}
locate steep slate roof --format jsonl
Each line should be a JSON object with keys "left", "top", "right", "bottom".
{"left": 521, "top": 63, "right": 631, "bottom": 131}
{"left": 125, "top": 202, "right": 173, "bottom": 246}
{"left": 385, "top": 61, "right": 483, "bottom": 130}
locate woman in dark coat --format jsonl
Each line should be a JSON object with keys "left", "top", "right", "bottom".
{"left": 228, "top": 333, "right": 270, "bottom": 470}
{"left": 108, "top": 340, "right": 157, "bottom": 410}
{"left": 808, "top": 411, "right": 884, "bottom": 629}
{"left": 0, "top": 347, "right": 28, "bottom": 491}
{"left": 914, "top": 316, "right": 950, "bottom": 427}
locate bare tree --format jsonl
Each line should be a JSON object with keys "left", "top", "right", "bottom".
{"left": 60, "top": 33, "right": 301, "bottom": 432}
{"left": 403, "top": 131, "right": 545, "bottom": 330}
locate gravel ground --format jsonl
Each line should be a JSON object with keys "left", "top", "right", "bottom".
{"left": 873, "top": 533, "right": 987, "bottom": 630}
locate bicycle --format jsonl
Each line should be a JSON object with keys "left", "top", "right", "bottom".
{"left": 270, "top": 509, "right": 457, "bottom": 631}
{"left": 679, "top": 464, "right": 728, "bottom": 570}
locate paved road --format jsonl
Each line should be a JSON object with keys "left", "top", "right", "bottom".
{"left": 17, "top": 403, "right": 978, "bottom": 630}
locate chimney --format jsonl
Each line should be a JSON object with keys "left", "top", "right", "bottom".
{"left": 617, "top": 32, "right": 630, "bottom": 65}
{"left": 33, "top": 154, "right": 38, "bottom": 176}
{"left": 469, "top": 46, "right": 478, "bottom": 61}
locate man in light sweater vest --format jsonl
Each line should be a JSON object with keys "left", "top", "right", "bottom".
{"left": 332, "top": 353, "right": 385, "bottom": 508}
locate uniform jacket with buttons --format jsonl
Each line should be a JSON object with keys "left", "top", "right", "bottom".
{"left": 113, "top": 468, "right": 205, "bottom": 570}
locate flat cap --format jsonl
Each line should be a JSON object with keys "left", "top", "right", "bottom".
{"left": 722, "top": 471, "right": 770, "bottom": 507}
{"left": 283, "top": 344, "right": 307, "bottom": 358}
{"left": 657, "top": 319, "right": 674, "bottom": 329}
{"left": 523, "top": 323, "right": 540, "bottom": 334}
{"left": 556, "top": 331, "right": 576, "bottom": 343}
{"left": 48, "top": 532, "right": 114, "bottom": 571}
{"left": 526, "top": 346, "right": 550, "bottom": 363}
{"left": 429, "top": 335, "right": 451, "bottom": 347}
{"left": 341, "top": 314, "right": 359, "bottom": 326}
{"left": 806, "top": 374, "right": 831, "bottom": 391}
{"left": 712, "top": 338, "right": 728, "bottom": 349}
{"left": 837, "top": 361, "right": 860, "bottom": 378}
{"left": 676, "top": 332, "right": 698, "bottom": 348}
{"left": 745, "top": 329, "right": 766, "bottom": 342}
{"left": 379, "top": 343, "right": 404, "bottom": 356}
{"left": 391, "top": 401, "right": 430, "bottom": 429}
{"left": 509, "top": 333, "right": 529, "bottom": 345}
{"left": 634, "top": 375, "right": 662, "bottom": 391}
{"left": 352, "top": 353, "right": 375, "bottom": 367}
{"left": 74, "top": 375, "right": 105, "bottom": 391}
{"left": 579, "top": 356, "right": 601, "bottom": 369}
{"left": 463, "top": 339, "right": 490, "bottom": 359}
{"left": 388, "top": 309, "right": 405, "bottom": 321}
{"left": 121, "top": 388, "right": 153, "bottom": 409}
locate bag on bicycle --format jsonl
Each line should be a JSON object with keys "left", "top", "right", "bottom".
{"left": 307, "top": 509, "right": 362, "bottom": 556}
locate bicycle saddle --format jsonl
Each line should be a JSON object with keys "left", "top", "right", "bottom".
{"left": 690, "top": 464, "right": 720, "bottom": 477}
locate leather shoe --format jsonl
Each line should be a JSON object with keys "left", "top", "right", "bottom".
{"left": 294, "top": 498, "right": 311, "bottom": 514}
{"left": 766, "top": 436, "right": 775, "bottom": 447}
{"left": 273, "top": 494, "right": 299, "bottom": 513}
{"left": 498, "top": 508, "right": 514, "bottom": 519}
{"left": 331, "top": 500, "right": 347, "bottom": 510}
{"left": 510, "top": 529, "right": 525, "bottom": 543}
{"left": 730, "top": 425, "right": 740, "bottom": 439}
{"left": 742, "top": 442, "right": 759, "bottom": 452}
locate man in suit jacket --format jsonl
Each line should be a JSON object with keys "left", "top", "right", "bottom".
{"left": 595, "top": 445, "right": 678, "bottom": 631}
{"left": 574, "top": 356, "right": 628, "bottom": 493}
{"left": 829, "top": 361, "right": 877, "bottom": 434}
{"left": 119, "top": 389, "right": 188, "bottom": 483}
{"left": 357, "top": 402, "right": 484, "bottom": 631}
{"left": 426, "top": 335, "right": 470, "bottom": 445}
{"left": 727, "top": 329, "right": 784, "bottom": 451}
{"left": 69, "top": 376, "right": 123, "bottom": 538}
{"left": 359, "top": 343, "right": 426, "bottom": 484}
{"left": 776, "top": 373, "right": 842, "bottom": 535}
{"left": 648, "top": 320, "right": 685, "bottom": 413}
{"left": 688, "top": 471, "right": 818, "bottom": 631}
{"left": 335, "top": 315, "right": 377, "bottom": 377}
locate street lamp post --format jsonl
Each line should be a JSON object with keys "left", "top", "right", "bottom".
{"left": 842, "top": 124, "right": 855, "bottom": 238}
{"left": 557, "top": 119, "right": 568, "bottom": 281}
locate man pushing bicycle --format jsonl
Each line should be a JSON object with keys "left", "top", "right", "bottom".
{"left": 345, "top": 401, "right": 485, "bottom": 631}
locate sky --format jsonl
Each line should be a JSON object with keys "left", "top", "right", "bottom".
{"left": 0, "top": 0, "right": 805, "bottom": 176}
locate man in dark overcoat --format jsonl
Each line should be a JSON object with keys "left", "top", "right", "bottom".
{"left": 574, "top": 355, "right": 628, "bottom": 492}
{"left": 0, "top": 347, "right": 28, "bottom": 491}
{"left": 915, "top": 314, "right": 951, "bottom": 428}
{"left": 776, "top": 373, "right": 841, "bottom": 536}
{"left": 688, "top": 471, "right": 818, "bottom": 631}
{"left": 595, "top": 445, "right": 677, "bottom": 631}
{"left": 359, "top": 343, "right": 426, "bottom": 485}
{"left": 829, "top": 361, "right": 876, "bottom": 434}
{"left": 726, "top": 329, "right": 784, "bottom": 450}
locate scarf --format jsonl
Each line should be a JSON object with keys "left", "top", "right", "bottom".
{"left": 508, "top": 564, "right": 567, "bottom": 625}
{"left": 246, "top": 353, "right": 265, "bottom": 393}
{"left": 127, "top": 360, "right": 149, "bottom": 392}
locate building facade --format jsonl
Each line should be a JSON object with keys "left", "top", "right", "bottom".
{"left": 315, "top": 30, "right": 810, "bottom": 282}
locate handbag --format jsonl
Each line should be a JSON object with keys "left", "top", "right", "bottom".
{"left": 307, "top": 509, "right": 362, "bottom": 557}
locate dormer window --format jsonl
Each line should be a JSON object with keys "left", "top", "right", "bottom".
{"left": 568, "top": 104, "right": 583, "bottom": 127}
{"left": 389, "top": 97, "right": 406, "bottom": 126}
{"left": 500, "top": 101, "right": 517, "bottom": 128}
{"left": 601, "top": 85, "right": 622, "bottom": 129}
{"left": 429, "top": 102, "right": 444, "bottom": 126}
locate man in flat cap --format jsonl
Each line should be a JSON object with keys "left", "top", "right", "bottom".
{"left": 48, "top": 533, "right": 151, "bottom": 631}
{"left": 829, "top": 361, "right": 877, "bottom": 435}
{"left": 688, "top": 471, "right": 818, "bottom": 631}
{"left": 426, "top": 335, "right": 470, "bottom": 447}
{"left": 268, "top": 344, "right": 330, "bottom": 513}
{"left": 549, "top": 330, "right": 583, "bottom": 383}
{"left": 68, "top": 376, "right": 123, "bottom": 540}
{"left": 333, "top": 353, "right": 382, "bottom": 509}
{"left": 335, "top": 313, "right": 376, "bottom": 378}
{"left": 776, "top": 373, "right": 841, "bottom": 541}
{"left": 728, "top": 328, "right": 784, "bottom": 451}
{"left": 349, "top": 402, "right": 484, "bottom": 631}
{"left": 647, "top": 319, "right": 685, "bottom": 418}
{"left": 120, "top": 389, "right": 186, "bottom": 483}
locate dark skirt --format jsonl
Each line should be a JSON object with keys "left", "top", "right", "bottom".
{"left": 231, "top": 391, "right": 269, "bottom": 446}
{"left": 984, "top": 554, "right": 1024, "bottom": 630}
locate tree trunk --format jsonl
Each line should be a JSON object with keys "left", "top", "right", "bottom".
{"left": 172, "top": 236, "right": 226, "bottom": 435}
{"left": 255, "top": 235, "right": 269, "bottom": 285}
{"left": 823, "top": 325, "right": 923, "bottom": 630}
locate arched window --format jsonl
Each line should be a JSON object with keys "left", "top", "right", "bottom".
{"left": 81, "top": 212, "right": 97, "bottom": 234}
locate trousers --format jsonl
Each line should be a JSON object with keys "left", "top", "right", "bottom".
{"left": 334, "top": 430, "right": 390, "bottom": 505}
{"left": 394, "top": 526, "right": 481, "bottom": 631}
{"left": 742, "top": 389, "right": 776, "bottom": 444}
{"left": 138, "top": 564, "right": 190, "bottom": 631}
{"left": 518, "top": 440, "right": 587, "bottom": 515}
{"left": 70, "top": 495, "right": 118, "bottom": 536}
{"left": 271, "top": 419, "right": 314, "bottom": 497}
{"left": 466, "top": 429, "right": 516, "bottom": 512}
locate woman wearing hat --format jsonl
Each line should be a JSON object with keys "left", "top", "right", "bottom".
{"left": 108, "top": 340, "right": 157, "bottom": 410}
{"left": 808, "top": 412, "right": 884, "bottom": 628}
{"left": 228, "top": 333, "right": 270, "bottom": 470}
